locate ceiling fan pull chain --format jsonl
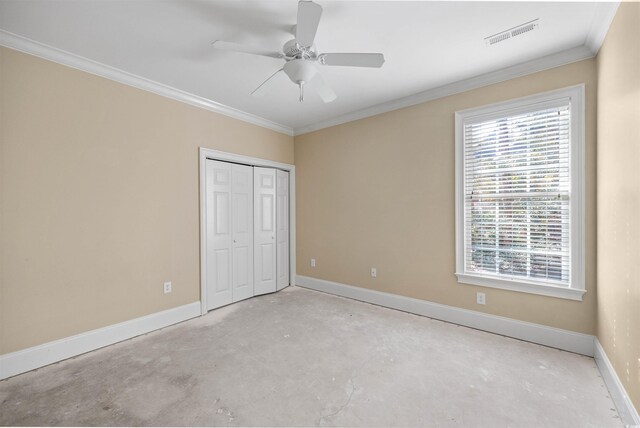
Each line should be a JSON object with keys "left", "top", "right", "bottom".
{"left": 299, "top": 81, "right": 305, "bottom": 102}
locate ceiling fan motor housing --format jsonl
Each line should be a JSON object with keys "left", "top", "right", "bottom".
{"left": 283, "top": 39, "right": 317, "bottom": 60}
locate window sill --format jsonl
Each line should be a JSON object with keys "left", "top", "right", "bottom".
{"left": 455, "top": 273, "right": 586, "bottom": 301}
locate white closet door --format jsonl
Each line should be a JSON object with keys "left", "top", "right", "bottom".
{"left": 231, "top": 164, "right": 254, "bottom": 302}
{"left": 206, "top": 160, "right": 233, "bottom": 310}
{"left": 254, "top": 167, "right": 277, "bottom": 295}
{"left": 276, "top": 169, "right": 290, "bottom": 291}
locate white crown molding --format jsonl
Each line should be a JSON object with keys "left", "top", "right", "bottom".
{"left": 293, "top": 2, "right": 620, "bottom": 136}
{"left": 584, "top": 1, "right": 620, "bottom": 55}
{"left": 1, "top": 0, "right": 618, "bottom": 140}
{"left": 296, "top": 275, "right": 595, "bottom": 356}
{"left": 0, "top": 30, "right": 294, "bottom": 136}
{"left": 293, "top": 45, "right": 594, "bottom": 135}
{"left": 0, "top": 301, "right": 201, "bottom": 380}
{"left": 594, "top": 339, "right": 640, "bottom": 427}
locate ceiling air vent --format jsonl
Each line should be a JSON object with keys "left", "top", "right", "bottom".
{"left": 485, "top": 19, "right": 539, "bottom": 46}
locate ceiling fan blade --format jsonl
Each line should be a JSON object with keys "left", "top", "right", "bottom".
{"left": 296, "top": 1, "right": 323, "bottom": 47}
{"left": 212, "top": 40, "right": 283, "bottom": 59}
{"left": 311, "top": 73, "right": 336, "bottom": 103}
{"left": 319, "top": 53, "right": 385, "bottom": 68}
{"left": 251, "top": 69, "right": 284, "bottom": 97}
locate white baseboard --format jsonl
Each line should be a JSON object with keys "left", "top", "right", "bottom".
{"left": 0, "top": 301, "right": 201, "bottom": 380}
{"left": 594, "top": 339, "right": 640, "bottom": 427}
{"left": 2, "top": 282, "right": 637, "bottom": 425}
{"left": 296, "top": 275, "right": 595, "bottom": 356}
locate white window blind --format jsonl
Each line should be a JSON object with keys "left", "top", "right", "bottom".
{"left": 455, "top": 86, "right": 586, "bottom": 300}
{"left": 456, "top": 87, "right": 585, "bottom": 299}
{"left": 463, "top": 104, "right": 571, "bottom": 286}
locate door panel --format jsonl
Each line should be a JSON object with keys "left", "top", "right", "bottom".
{"left": 231, "top": 164, "right": 254, "bottom": 302}
{"left": 260, "top": 243, "right": 274, "bottom": 280}
{"left": 234, "top": 196, "right": 248, "bottom": 233}
{"left": 261, "top": 195, "right": 274, "bottom": 231}
{"left": 206, "top": 161, "right": 233, "bottom": 310}
{"left": 234, "top": 247, "right": 249, "bottom": 286}
{"left": 254, "top": 167, "right": 277, "bottom": 295}
{"left": 276, "top": 170, "right": 290, "bottom": 290}
{"left": 214, "top": 192, "right": 229, "bottom": 234}
{"left": 214, "top": 250, "right": 230, "bottom": 292}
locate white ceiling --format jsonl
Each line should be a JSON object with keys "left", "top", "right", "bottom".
{"left": 0, "top": 1, "right": 617, "bottom": 134}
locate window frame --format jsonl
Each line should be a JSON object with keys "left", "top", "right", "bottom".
{"left": 454, "top": 85, "right": 586, "bottom": 301}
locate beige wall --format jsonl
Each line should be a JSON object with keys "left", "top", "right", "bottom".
{"left": 1, "top": 9, "right": 637, "bottom": 411}
{"left": 295, "top": 59, "right": 597, "bottom": 334}
{"left": 0, "top": 46, "right": 294, "bottom": 354}
{"left": 596, "top": 2, "right": 640, "bottom": 411}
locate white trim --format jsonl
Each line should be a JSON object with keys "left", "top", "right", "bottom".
{"left": 199, "top": 148, "right": 295, "bottom": 172}
{"left": 573, "top": 84, "right": 587, "bottom": 297}
{"left": 0, "top": 302, "right": 201, "bottom": 380}
{"left": 296, "top": 275, "right": 595, "bottom": 356}
{"left": 594, "top": 339, "right": 640, "bottom": 427}
{"left": 584, "top": 2, "right": 620, "bottom": 55}
{"left": 198, "top": 148, "right": 296, "bottom": 315}
{"left": 454, "top": 84, "right": 586, "bottom": 300}
{"left": 0, "top": 28, "right": 607, "bottom": 139}
{"left": 289, "top": 169, "right": 297, "bottom": 288}
{"left": 293, "top": 46, "right": 593, "bottom": 135}
{"left": 455, "top": 273, "right": 585, "bottom": 301}
{"left": 0, "top": 30, "right": 293, "bottom": 136}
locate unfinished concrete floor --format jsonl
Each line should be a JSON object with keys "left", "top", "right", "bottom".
{"left": 0, "top": 286, "right": 621, "bottom": 427}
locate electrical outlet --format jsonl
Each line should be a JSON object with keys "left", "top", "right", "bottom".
{"left": 310, "top": 258, "right": 316, "bottom": 267}
{"left": 164, "top": 281, "right": 172, "bottom": 294}
{"left": 476, "top": 292, "right": 486, "bottom": 305}
{"left": 371, "top": 268, "right": 377, "bottom": 278}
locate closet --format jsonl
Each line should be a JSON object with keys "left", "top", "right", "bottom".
{"left": 205, "top": 160, "right": 289, "bottom": 311}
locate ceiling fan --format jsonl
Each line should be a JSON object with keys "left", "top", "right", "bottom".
{"left": 212, "top": 0, "right": 385, "bottom": 103}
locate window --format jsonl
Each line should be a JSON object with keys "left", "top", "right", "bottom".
{"left": 455, "top": 85, "right": 585, "bottom": 300}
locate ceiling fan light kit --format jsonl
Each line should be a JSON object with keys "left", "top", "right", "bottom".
{"left": 212, "top": 0, "right": 385, "bottom": 103}
{"left": 283, "top": 60, "right": 317, "bottom": 102}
